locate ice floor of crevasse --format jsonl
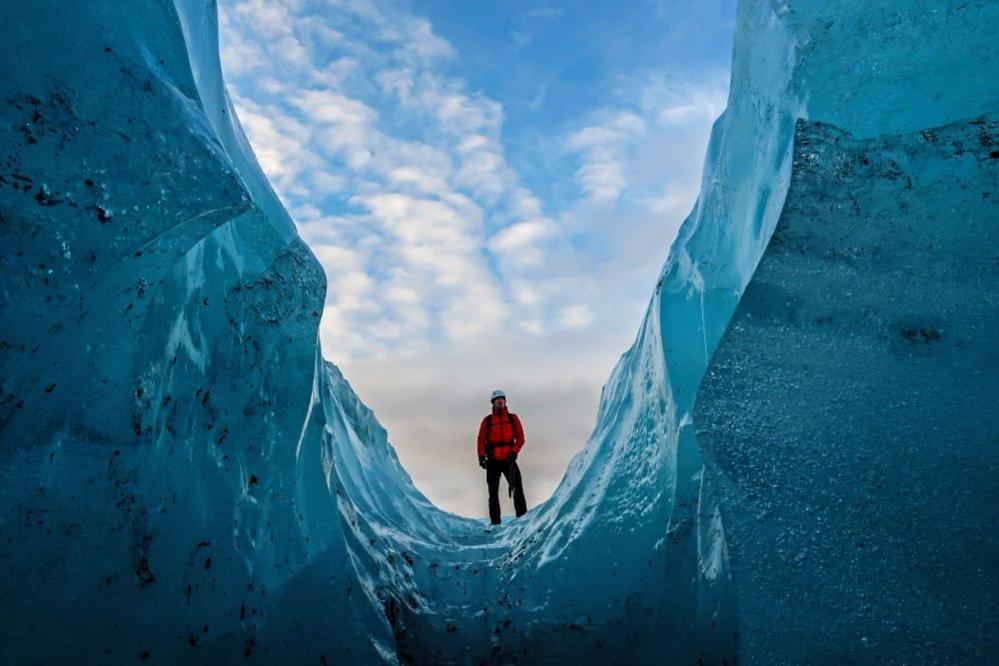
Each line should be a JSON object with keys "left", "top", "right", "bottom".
{"left": 307, "top": 303, "right": 730, "bottom": 663}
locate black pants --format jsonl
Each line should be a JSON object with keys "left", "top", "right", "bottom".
{"left": 486, "top": 459, "right": 527, "bottom": 524}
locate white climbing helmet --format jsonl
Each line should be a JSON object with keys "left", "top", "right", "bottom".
{"left": 490, "top": 389, "right": 506, "bottom": 403}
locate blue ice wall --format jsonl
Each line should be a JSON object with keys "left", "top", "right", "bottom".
{"left": 695, "top": 116, "right": 999, "bottom": 663}
{"left": 1, "top": 0, "right": 995, "bottom": 663}
{"left": 0, "top": 1, "right": 378, "bottom": 660}
{"left": 686, "top": 1, "right": 999, "bottom": 663}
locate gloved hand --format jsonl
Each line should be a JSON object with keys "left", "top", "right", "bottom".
{"left": 478, "top": 455, "right": 488, "bottom": 469}
{"left": 508, "top": 451, "right": 518, "bottom": 463}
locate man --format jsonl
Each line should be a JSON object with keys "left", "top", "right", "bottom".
{"left": 477, "top": 389, "right": 528, "bottom": 526}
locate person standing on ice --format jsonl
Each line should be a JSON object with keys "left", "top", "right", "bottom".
{"left": 477, "top": 389, "right": 528, "bottom": 525}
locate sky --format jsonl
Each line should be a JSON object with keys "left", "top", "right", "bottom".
{"left": 217, "top": 0, "right": 736, "bottom": 518}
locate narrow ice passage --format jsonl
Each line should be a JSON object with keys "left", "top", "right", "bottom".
{"left": 0, "top": 1, "right": 738, "bottom": 661}
{"left": 1, "top": 0, "right": 996, "bottom": 664}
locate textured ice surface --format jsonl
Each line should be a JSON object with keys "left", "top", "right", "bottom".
{"left": 1, "top": 0, "right": 996, "bottom": 663}
{"left": 688, "top": 2, "right": 999, "bottom": 663}
{"left": 695, "top": 117, "right": 999, "bottom": 663}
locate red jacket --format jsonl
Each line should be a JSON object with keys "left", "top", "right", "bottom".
{"left": 477, "top": 407, "right": 525, "bottom": 461}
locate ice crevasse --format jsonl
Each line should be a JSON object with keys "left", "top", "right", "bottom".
{"left": 0, "top": 1, "right": 996, "bottom": 664}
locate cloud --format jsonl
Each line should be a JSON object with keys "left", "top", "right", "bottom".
{"left": 564, "top": 72, "right": 728, "bottom": 208}
{"left": 556, "top": 305, "right": 595, "bottom": 330}
{"left": 218, "top": 0, "right": 730, "bottom": 516}
{"left": 402, "top": 18, "right": 457, "bottom": 61}
{"left": 293, "top": 90, "right": 378, "bottom": 126}
{"left": 487, "top": 218, "right": 560, "bottom": 267}
{"left": 641, "top": 71, "right": 729, "bottom": 127}
{"left": 221, "top": 0, "right": 581, "bottom": 357}
{"left": 566, "top": 112, "right": 647, "bottom": 202}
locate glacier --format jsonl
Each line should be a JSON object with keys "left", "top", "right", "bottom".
{"left": 0, "top": 0, "right": 996, "bottom": 664}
